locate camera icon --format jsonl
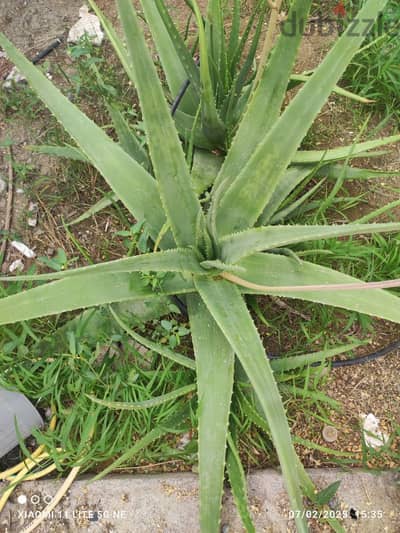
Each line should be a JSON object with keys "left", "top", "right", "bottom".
{"left": 29, "top": 494, "right": 53, "bottom": 505}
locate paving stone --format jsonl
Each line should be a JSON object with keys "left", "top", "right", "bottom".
{"left": 1, "top": 469, "right": 399, "bottom": 532}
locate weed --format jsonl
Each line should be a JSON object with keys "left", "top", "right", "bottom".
{"left": 0, "top": 307, "right": 197, "bottom": 472}
{"left": 344, "top": 0, "right": 400, "bottom": 121}
{"left": 0, "top": 84, "right": 43, "bottom": 121}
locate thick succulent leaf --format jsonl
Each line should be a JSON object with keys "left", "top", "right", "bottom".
{"left": 87, "top": 383, "right": 196, "bottom": 410}
{"left": 188, "top": 294, "right": 235, "bottom": 533}
{"left": 227, "top": 0, "right": 241, "bottom": 75}
{"left": 289, "top": 74, "right": 373, "bottom": 103}
{"left": 107, "top": 104, "right": 150, "bottom": 168}
{"left": 226, "top": 433, "right": 256, "bottom": 533}
{"left": 293, "top": 134, "right": 400, "bottom": 164}
{"left": 153, "top": 0, "right": 201, "bottom": 96}
{"left": 0, "top": 249, "right": 204, "bottom": 282}
{"left": 270, "top": 343, "right": 362, "bottom": 372}
{"left": 117, "top": 0, "right": 202, "bottom": 247}
{"left": 195, "top": 278, "right": 310, "bottom": 533}
{"left": 191, "top": 0, "right": 226, "bottom": 145}
{"left": 191, "top": 149, "right": 224, "bottom": 194}
{"left": 212, "top": 0, "right": 312, "bottom": 195}
{"left": 222, "top": 5, "right": 266, "bottom": 128}
{"left": 228, "top": 0, "right": 263, "bottom": 81}
{"left": 0, "top": 272, "right": 194, "bottom": 325}
{"left": 29, "top": 144, "right": 88, "bottom": 162}
{"left": 220, "top": 222, "right": 400, "bottom": 263}
{"left": 206, "top": 0, "right": 227, "bottom": 98}
{"left": 141, "top": 0, "right": 198, "bottom": 114}
{"left": 0, "top": 32, "right": 166, "bottom": 241}
{"left": 214, "top": 0, "right": 389, "bottom": 235}
{"left": 237, "top": 253, "right": 400, "bottom": 323}
{"left": 316, "top": 164, "right": 400, "bottom": 181}
{"left": 174, "top": 109, "right": 215, "bottom": 150}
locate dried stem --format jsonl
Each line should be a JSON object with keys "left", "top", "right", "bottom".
{"left": 254, "top": 0, "right": 283, "bottom": 88}
{"left": 221, "top": 271, "right": 400, "bottom": 292}
{"left": 0, "top": 145, "right": 14, "bottom": 271}
{"left": 21, "top": 466, "right": 81, "bottom": 533}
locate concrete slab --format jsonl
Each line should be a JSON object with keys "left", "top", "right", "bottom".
{"left": 1, "top": 469, "right": 399, "bottom": 532}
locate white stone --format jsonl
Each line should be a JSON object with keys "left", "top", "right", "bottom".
{"left": 3, "top": 66, "right": 26, "bottom": 89}
{"left": 10, "top": 241, "right": 35, "bottom": 259}
{"left": 361, "top": 413, "right": 389, "bottom": 449}
{"left": 0, "top": 177, "right": 6, "bottom": 194}
{"left": 67, "top": 5, "right": 104, "bottom": 46}
{"left": 9, "top": 259, "right": 24, "bottom": 273}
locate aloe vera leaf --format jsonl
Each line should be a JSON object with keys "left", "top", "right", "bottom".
{"left": 188, "top": 294, "right": 235, "bottom": 533}
{"left": 237, "top": 253, "right": 400, "bottom": 323}
{"left": 214, "top": 0, "right": 389, "bottom": 235}
{"left": 117, "top": 0, "right": 203, "bottom": 247}
{"left": 0, "top": 272, "right": 194, "bottom": 325}
{"left": 220, "top": 222, "right": 400, "bottom": 263}
{"left": 87, "top": 383, "right": 196, "bottom": 410}
{"left": 196, "top": 277, "right": 310, "bottom": 533}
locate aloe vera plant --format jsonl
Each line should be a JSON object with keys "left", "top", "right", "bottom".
{"left": 0, "top": 0, "right": 399, "bottom": 531}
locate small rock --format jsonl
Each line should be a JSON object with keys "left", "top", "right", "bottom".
{"left": 0, "top": 177, "right": 6, "bottom": 194}
{"left": 3, "top": 66, "right": 26, "bottom": 89}
{"left": 361, "top": 413, "right": 389, "bottom": 449}
{"left": 67, "top": 5, "right": 104, "bottom": 46}
{"left": 9, "top": 259, "right": 24, "bottom": 273}
{"left": 322, "top": 425, "right": 338, "bottom": 443}
{"left": 11, "top": 241, "right": 35, "bottom": 259}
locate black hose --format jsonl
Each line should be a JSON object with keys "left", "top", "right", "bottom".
{"left": 170, "top": 57, "right": 199, "bottom": 117}
{"left": 31, "top": 37, "right": 63, "bottom": 65}
{"left": 171, "top": 78, "right": 191, "bottom": 116}
{"left": 267, "top": 339, "right": 400, "bottom": 368}
{"left": 329, "top": 338, "right": 400, "bottom": 368}
{"left": 2, "top": 37, "right": 63, "bottom": 80}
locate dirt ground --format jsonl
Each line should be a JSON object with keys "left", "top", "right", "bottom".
{"left": 0, "top": 0, "right": 399, "bottom": 473}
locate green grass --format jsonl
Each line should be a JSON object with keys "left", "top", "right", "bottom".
{"left": 343, "top": 0, "right": 400, "bottom": 122}
{"left": 0, "top": 304, "right": 197, "bottom": 473}
{"left": 0, "top": 83, "right": 42, "bottom": 121}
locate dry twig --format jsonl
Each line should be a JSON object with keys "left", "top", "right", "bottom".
{"left": 0, "top": 145, "right": 14, "bottom": 271}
